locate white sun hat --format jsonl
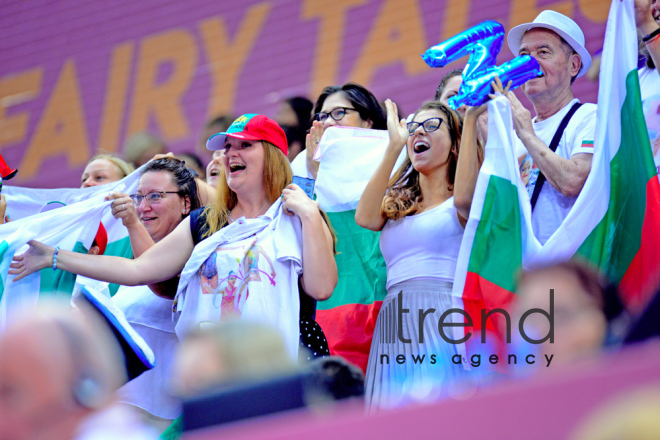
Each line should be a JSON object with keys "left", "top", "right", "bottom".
{"left": 507, "top": 10, "right": 592, "bottom": 78}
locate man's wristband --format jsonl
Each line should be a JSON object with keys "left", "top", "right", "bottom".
{"left": 52, "top": 246, "right": 60, "bottom": 271}
{"left": 643, "top": 27, "right": 660, "bottom": 43}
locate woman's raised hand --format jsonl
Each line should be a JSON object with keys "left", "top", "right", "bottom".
{"left": 9, "top": 240, "right": 53, "bottom": 281}
{"left": 107, "top": 191, "right": 140, "bottom": 228}
{"left": 385, "top": 99, "right": 409, "bottom": 152}
{"left": 305, "top": 121, "right": 324, "bottom": 180}
{"left": 492, "top": 75, "right": 512, "bottom": 96}
{"left": 281, "top": 183, "right": 318, "bottom": 219}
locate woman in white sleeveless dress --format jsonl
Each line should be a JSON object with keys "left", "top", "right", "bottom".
{"left": 356, "top": 91, "right": 494, "bottom": 409}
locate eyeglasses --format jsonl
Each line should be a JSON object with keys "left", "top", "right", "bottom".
{"left": 130, "top": 191, "right": 179, "bottom": 206}
{"left": 406, "top": 117, "right": 444, "bottom": 135}
{"left": 313, "top": 107, "right": 357, "bottom": 123}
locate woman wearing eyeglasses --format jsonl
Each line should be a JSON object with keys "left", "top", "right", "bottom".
{"left": 10, "top": 114, "right": 337, "bottom": 389}
{"left": 356, "top": 85, "right": 499, "bottom": 408}
{"left": 297, "top": 82, "right": 387, "bottom": 179}
{"left": 101, "top": 157, "right": 201, "bottom": 428}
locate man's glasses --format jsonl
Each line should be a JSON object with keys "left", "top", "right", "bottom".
{"left": 313, "top": 107, "right": 357, "bottom": 123}
{"left": 130, "top": 191, "right": 179, "bottom": 206}
{"left": 406, "top": 117, "right": 444, "bottom": 135}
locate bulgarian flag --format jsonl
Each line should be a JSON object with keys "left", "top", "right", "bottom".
{"left": 528, "top": 0, "right": 660, "bottom": 310}
{"left": 570, "top": 0, "right": 660, "bottom": 309}
{"left": 450, "top": 95, "right": 529, "bottom": 354}
{"left": 294, "top": 126, "right": 404, "bottom": 373}
{"left": 0, "top": 168, "right": 142, "bottom": 325}
{"left": 453, "top": 0, "right": 660, "bottom": 350}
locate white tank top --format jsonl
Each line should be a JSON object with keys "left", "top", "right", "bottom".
{"left": 379, "top": 197, "right": 464, "bottom": 290}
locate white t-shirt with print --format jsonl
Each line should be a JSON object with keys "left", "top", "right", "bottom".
{"left": 639, "top": 66, "right": 660, "bottom": 174}
{"left": 174, "top": 201, "right": 303, "bottom": 359}
{"left": 515, "top": 98, "right": 597, "bottom": 244}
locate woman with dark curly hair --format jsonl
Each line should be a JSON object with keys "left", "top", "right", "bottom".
{"left": 108, "top": 157, "right": 201, "bottom": 427}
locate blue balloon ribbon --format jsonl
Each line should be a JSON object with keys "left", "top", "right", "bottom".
{"left": 422, "top": 20, "right": 543, "bottom": 109}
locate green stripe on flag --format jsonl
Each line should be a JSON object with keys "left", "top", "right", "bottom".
{"left": 317, "top": 210, "right": 387, "bottom": 310}
{"left": 467, "top": 175, "right": 522, "bottom": 293}
{"left": 577, "top": 71, "right": 655, "bottom": 282}
{"left": 0, "top": 240, "right": 8, "bottom": 301}
{"left": 38, "top": 236, "right": 134, "bottom": 300}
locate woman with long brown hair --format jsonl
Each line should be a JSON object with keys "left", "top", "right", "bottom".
{"left": 356, "top": 83, "right": 497, "bottom": 407}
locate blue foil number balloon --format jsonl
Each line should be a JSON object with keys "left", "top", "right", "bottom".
{"left": 422, "top": 20, "right": 542, "bottom": 109}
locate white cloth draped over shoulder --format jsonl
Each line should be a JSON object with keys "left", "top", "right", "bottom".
{"left": 174, "top": 200, "right": 303, "bottom": 359}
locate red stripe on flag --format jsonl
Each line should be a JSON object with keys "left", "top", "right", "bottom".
{"left": 316, "top": 301, "right": 383, "bottom": 373}
{"left": 618, "top": 177, "right": 660, "bottom": 311}
{"left": 463, "top": 272, "right": 516, "bottom": 355}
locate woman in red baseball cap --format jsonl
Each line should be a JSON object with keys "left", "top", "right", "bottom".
{"left": 11, "top": 114, "right": 337, "bottom": 368}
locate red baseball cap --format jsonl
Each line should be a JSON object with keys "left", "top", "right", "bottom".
{"left": 206, "top": 114, "right": 288, "bottom": 156}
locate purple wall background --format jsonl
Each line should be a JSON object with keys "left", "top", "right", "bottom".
{"left": 0, "top": 0, "right": 609, "bottom": 188}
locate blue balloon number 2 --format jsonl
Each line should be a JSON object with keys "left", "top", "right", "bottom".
{"left": 423, "top": 20, "right": 543, "bottom": 109}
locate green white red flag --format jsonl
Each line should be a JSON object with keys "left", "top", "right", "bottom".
{"left": 293, "top": 126, "right": 404, "bottom": 372}
{"left": 452, "top": 0, "right": 660, "bottom": 352}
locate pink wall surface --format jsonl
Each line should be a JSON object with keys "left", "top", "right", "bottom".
{"left": 0, "top": 0, "right": 609, "bottom": 188}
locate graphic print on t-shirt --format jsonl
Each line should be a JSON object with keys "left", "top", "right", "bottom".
{"left": 198, "top": 235, "right": 277, "bottom": 319}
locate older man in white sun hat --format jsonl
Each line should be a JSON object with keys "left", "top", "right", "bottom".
{"left": 503, "top": 10, "right": 597, "bottom": 245}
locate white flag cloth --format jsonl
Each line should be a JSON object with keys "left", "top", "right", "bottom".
{"left": 0, "top": 192, "right": 110, "bottom": 331}
{"left": 174, "top": 200, "right": 303, "bottom": 358}
{"left": 3, "top": 165, "right": 145, "bottom": 253}
{"left": 0, "top": 167, "right": 145, "bottom": 331}
{"left": 291, "top": 126, "right": 406, "bottom": 211}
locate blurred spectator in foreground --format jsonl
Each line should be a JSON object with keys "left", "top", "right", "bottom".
{"left": 162, "top": 324, "right": 364, "bottom": 439}
{"left": 171, "top": 322, "right": 296, "bottom": 397}
{"left": 0, "top": 302, "right": 156, "bottom": 440}
{"left": 276, "top": 97, "right": 314, "bottom": 162}
{"left": 570, "top": 386, "right": 660, "bottom": 440}
{"left": 160, "top": 322, "right": 296, "bottom": 439}
{"left": 514, "top": 261, "right": 629, "bottom": 367}
{"left": 123, "top": 133, "right": 167, "bottom": 168}
{"left": 624, "top": 286, "right": 660, "bottom": 344}
{"left": 175, "top": 152, "right": 205, "bottom": 180}
{"left": 304, "top": 356, "right": 364, "bottom": 405}
{"left": 81, "top": 154, "right": 134, "bottom": 188}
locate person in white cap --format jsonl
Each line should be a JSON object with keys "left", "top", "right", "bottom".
{"left": 504, "top": 10, "right": 597, "bottom": 244}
